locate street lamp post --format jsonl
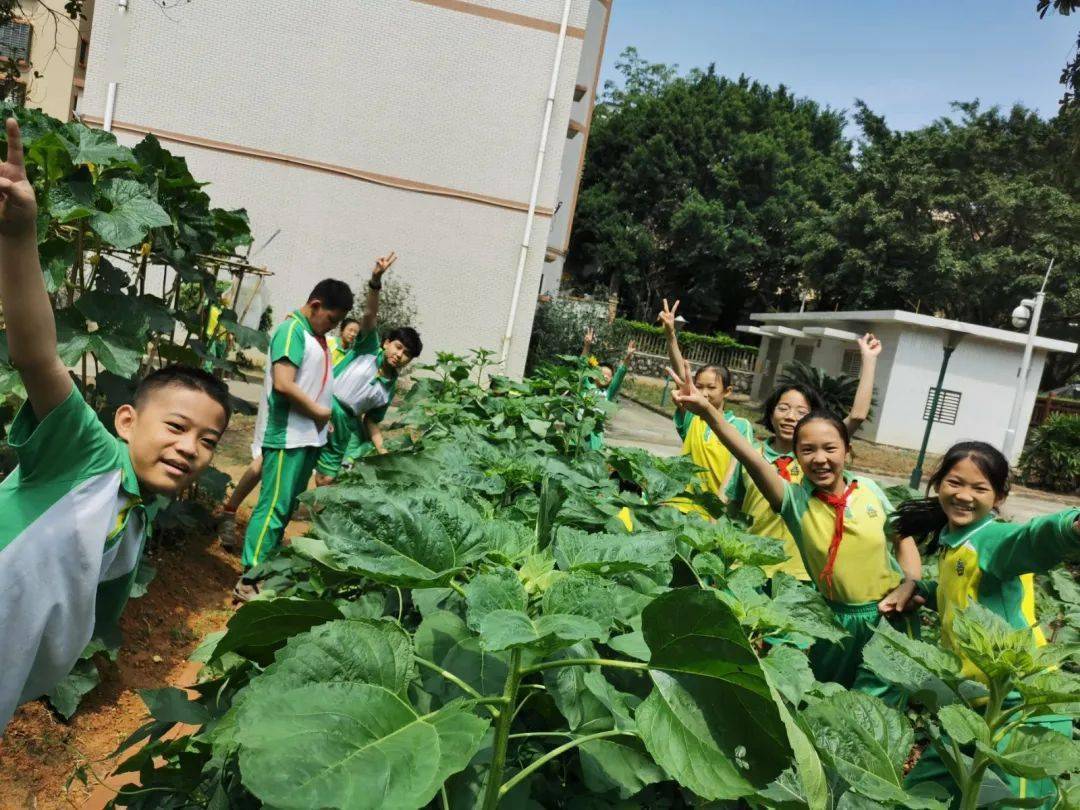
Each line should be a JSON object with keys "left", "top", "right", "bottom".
{"left": 659, "top": 315, "right": 688, "bottom": 406}
{"left": 909, "top": 331, "right": 963, "bottom": 490}
{"left": 1001, "top": 258, "right": 1055, "bottom": 462}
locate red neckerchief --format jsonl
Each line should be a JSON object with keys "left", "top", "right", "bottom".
{"left": 774, "top": 456, "right": 794, "bottom": 482}
{"left": 813, "top": 480, "right": 859, "bottom": 599}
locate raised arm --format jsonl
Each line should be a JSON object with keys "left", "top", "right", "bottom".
{"left": 359, "top": 252, "right": 397, "bottom": 333}
{"left": 981, "top": 509, "right": 1080, "bottom": 581}
{"left": 658, "top": 299, "right": 686, "bottom": 383}
{"left": 272, "top": 362, "right": 331, "bottom": 429}
{"left": 670, "top": 360, "right": 786, "bottom": 511}
{"left": 581, "top": 326, "right": 596, "bottom": 358}
{"left": 844, "top": 333, "right": 881, "bottom": 435}
{"left": 0, "top": 119, "right": 71, "bottom": 419}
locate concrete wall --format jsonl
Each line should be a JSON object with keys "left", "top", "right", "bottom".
{"left": 79, "top": 0, "right": 597, "bottom": 377}
{"left": 873, "top": 327, "right": 1046, "bottom": 462}
{"left": 20, "top": 0, "right": 93, "bottom": 120}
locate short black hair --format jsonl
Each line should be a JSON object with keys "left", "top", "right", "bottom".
{"left": 135, "top": 365, "right": 232, "bottom": 425}
{"left": 693, "top": 364, "right": 731, "bottom": 388}
{"left": 384, "top": 326, "right": 422, "bottom": 358}
{"left": 760, "top": 383, "right": 826, "bottom": 433}
{"left": 307, "top": 279, "right": 354, "bottom": 313}
{"left": 341, "top": 317, "right": 360, "bottom": 329}
{"left": 792, "top": 410, "right": 850, "bottom": 450}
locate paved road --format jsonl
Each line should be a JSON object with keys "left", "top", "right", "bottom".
{"left": 607, "top": 398, "right": 1077, "bottom": 523}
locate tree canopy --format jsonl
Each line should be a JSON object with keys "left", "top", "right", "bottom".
{"left": 565, "top": 48, "right": 1080, "bottom": 387}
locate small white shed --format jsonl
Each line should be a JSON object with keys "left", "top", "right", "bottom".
{"left": 740, "top": 310, "right": 1078, "bottom": 463}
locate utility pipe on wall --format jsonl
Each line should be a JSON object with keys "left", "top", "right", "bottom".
{"left": 498, "top": 0, "right": 574, "bottom": 369}
{"left": 102, "top": 0, "right": 130, "bottom": 131}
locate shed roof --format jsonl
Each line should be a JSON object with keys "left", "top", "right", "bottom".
{"left": 749, "top": 309, "right": 1077, "bottom": 354}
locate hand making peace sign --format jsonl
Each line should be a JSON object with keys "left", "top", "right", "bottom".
{"left": 0, "top": 118, "right": 37, "bottom": 237}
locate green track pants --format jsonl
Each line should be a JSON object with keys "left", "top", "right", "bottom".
{"left": 241, "top": 446, "right": 320, "bottom": 568}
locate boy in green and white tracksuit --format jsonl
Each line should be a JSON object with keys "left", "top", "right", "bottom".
{"left": 0, "top": 117, "right": 232, "bottom": 733}
{"left": 313, "top": 252, "right": 422, "bottom": 483}
{"left": 240, "top": 278, "right": 355, "bottom": 571}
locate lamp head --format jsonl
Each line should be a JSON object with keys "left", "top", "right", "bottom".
{"left": 1011, "top": 303, "right": 1031, "bottom": 330}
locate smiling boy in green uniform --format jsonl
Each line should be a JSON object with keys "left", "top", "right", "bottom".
{"left": 0, "top": 119, "right": 232, "bottom": 733}
{"left": 237, "top": 276, "right": 353, "bottom": 593}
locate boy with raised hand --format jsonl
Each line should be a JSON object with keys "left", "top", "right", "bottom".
{"left": 0, "top": 119, "right": 232, "bottom": 733}
{"left": 314, "top": 252, "right": 423, "bottom": 485}
{"left": 237, "top": 277, "right": 353, "bottom": 591}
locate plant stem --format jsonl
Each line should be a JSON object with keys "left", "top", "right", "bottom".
{"left": 958, "top": 679, "right": 1008, "bottom": 810}
{"left": 413, "top": 656, "right": 499, "bottom": 716}
{"left": 519, "top": 658, "right": 649, "bottom": 677}
{"left": 507, "top": 732, "right": 574, "bottom": 740}
{"left": 498, "top": 730, "right": 635, "bottom": 797}
{"left": 481, "top": 647, "right": 523, "bottom": 810}
{"left": 448, "top": 580, "right": 467, "bottom": 598}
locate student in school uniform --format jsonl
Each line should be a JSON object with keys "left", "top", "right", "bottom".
{"left": 894, "top": 442, "right": 1080, "bottom": 806}
{"left": 668, "top": 360, "right": 922, "bottom": 694}
{"left": 328, "top": 317, "right": 361, "bottom": 366}
{"left": 235, "top": 277, "right": 353, "bottom": 599}
{"left": 581, "top": 327, "right": 636, "bottom": 450}
{"left": 658, "top": 300, "right": 754, "bottom": 515}
{"left": 314, "top": 253, "right": 425, "bottom": 484}
{"left": 0, "top": 118, "right": 232, "bottom": 732}
{"left": 725, "top": 331, "right": 883, "bottom": 578}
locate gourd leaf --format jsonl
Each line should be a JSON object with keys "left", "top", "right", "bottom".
{"left": 89, "top": 178, "right": 172, "bottom": 249}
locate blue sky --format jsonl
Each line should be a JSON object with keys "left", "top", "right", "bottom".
{"left": 598, "top": 1, "right": 1079, "bottom": 137}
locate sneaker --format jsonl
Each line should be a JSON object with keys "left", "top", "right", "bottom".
{"left": 232, "top": 577, "right": 259, "bottom": 604}
{"left": 219, "top": 509, "right": 239, "bottom": 553}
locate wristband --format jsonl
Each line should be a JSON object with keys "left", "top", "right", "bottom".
{"left": 368, "top": 278, "right": 382, "bottom": 291}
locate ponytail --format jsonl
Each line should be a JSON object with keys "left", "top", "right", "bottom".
{"left": 890, "top": 498, "right": 948, "bottom": 550}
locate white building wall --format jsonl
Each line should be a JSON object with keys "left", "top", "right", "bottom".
{"left": 873, "top": 328, "right": 1046, "bottom": 461}
{"left": 79, "top": 0, "right": 596, "bottom": 376}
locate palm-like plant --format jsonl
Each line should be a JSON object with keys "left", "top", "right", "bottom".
{"left": 777, "top": 360, "right": 877, "bottom": 423}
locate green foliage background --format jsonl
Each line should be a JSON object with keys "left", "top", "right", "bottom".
{"left": 567, "top": 47, "right": 1080, "bottom": 388}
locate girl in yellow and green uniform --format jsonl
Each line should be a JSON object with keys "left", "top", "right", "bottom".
{"left": 657, "top": 299, "right": 754, "bottom": 516}
{"left": 894, "top": 441, "right": 1080, "bottom": 807}
{"left": 668, "top": 361, "right": 922, "bottom": 694}
{"left": 725, "top": 333, "right": 883, "bottom": 580}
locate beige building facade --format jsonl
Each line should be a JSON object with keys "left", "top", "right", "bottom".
{"left": 79, "top": 0, "right": 610, "bottom": 376}
{"left": 2, "top": 0, "right": 93, "bottom": 120}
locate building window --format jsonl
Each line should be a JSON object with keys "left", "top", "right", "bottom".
{"left": 1, "top": 81, "right": 25, "bottom": 106}
{"left": 792, "top": 344, "right": 814, "bottom": 365}
{"left": 0, "top": 21, "right": 31, "bottom": 63}
{"left": 78, "top": 37, "right": 89, "bottom": 67}
{"left": 922, "top": 387, "right": 962, "bottom": 426}
{"left": 841, "top": 348, "right": 862, "bottom": 376}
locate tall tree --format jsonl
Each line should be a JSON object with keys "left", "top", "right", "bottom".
{"left": 566, "top": 48, "right": 851, "bottom": 333}
{"left": 798, "top": 100, "right": 1080, "bottom": 386}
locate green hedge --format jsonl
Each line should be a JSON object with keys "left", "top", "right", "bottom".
{"left": 614, "top": 319, "right": 757, "bottom": 353}
{"left": 1019, "top": 414, "right": 1080, "bottom": 494}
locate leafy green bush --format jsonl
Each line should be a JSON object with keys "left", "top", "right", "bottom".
{"left": 349, "top": 275, "right": 417, "bottom": 337}
{"left": 778, "top": 360, "right": 877, "bottom": 422}
{"left": 614, "top": 318, "right": 756, "bottom": 352}
{"left": 526, "top": 297, "right": 618, "bottom": 372}
{"left": 1019, "top": 414, "right": 1080, "bottom": 493}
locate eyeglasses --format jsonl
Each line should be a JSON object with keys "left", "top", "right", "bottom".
{"left": 774, "top": 405, "right": 810, "bottom": 418}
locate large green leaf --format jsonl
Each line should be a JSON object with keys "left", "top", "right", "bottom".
{"left": 45, "top": 658, "right": 100, "bottom": 719}
{"left": 45, "top": 176, "right": 95, "bottom": 223}
{"left": 541, "top": 571, "right": 618, "bottom": 641}
{"left": 760, "top": 644, "right": 816, "bottom": 707}
{"left": 209, "top": 598, "right": 343, "bottom": 666}
{"left": 413, "top": 611, "right": 509, "bottom": 702}
{"left": 579, "top": 736, "right": 665, "bottom": 799}
{"left": 69, "top": 126, "right": 138, "bottom": 169}
{"left": 295, "top": 489, "right": 490, "bottom": 587}
{"left": 236, "top": 683, "right": 486, "bottom": 809}
{"left": 464, "top": 568, "right": 527, "bottom": 632}
{"left": 89, "top": 178, "right": 172, "bottom": 249}
{"left": 937, "top": 704, "right": 990, "bottom": 747}
{"left": 246, "top": 619, "right": 415, "bottom": 698}
{"left": 976, "top": 726, "right": 1080, "bottom": 780}
{"left": 478, "top": 609, "right": 602, "bottom": 653}
{"left": 637, "top": 588, "right": 792, "bottom": 800}
{"left": 861, "top": 621, "right": 963, "bottom": 711}
{"left": 553, "top": 526, "right": 676, "bottom": 574}
{"left": 803, "top": 691, "right": 943, "bottom": 809}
